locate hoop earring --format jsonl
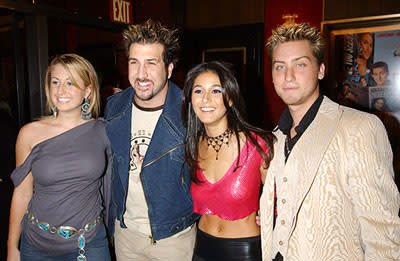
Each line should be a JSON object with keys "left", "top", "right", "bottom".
{"left": 81, "top": 98, "right": 92, "bottom": 120}
{"left": 52, "top": 105, "right": 57, "bottom": 118}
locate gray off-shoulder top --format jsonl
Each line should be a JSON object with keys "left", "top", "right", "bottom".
{"left": 11, "top": 119, "right": 112, "bottom": 255}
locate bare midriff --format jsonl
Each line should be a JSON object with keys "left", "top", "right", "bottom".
{"left": 198, "top": 211, "right": 260, "bottom": 238}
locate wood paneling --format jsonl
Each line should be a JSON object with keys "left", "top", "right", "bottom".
{"left": 323, "top": 0, "right": 348, "bottom": 20}
{"left": 186, "top": 0, "right": 264, "bottom": 29}
{"left": 324, "top": 0, "right": 400, "bottom": 21}
{"left": 348, "top": 0, "right": 381, "bottom": 18}
{"left": 382, "top": 0, "right": 400, "bottom": 15}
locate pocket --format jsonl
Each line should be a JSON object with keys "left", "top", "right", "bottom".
{"left": 20, "top": 233, "right": 43, "bottom": 260}
{"left": 88, "top": 225, "right": 108, "bottom": 248}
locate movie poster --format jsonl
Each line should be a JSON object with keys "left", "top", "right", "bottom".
{"left": 335, "top": 29, "right": 400, "bottom": 112}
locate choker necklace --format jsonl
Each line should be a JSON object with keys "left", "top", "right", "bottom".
{"left": 205, "top": 129, "right": 232, "bottom": 160}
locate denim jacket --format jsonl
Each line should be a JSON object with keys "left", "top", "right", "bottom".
{"left": 104, "top": 82, "right": 199, "bottom": 241}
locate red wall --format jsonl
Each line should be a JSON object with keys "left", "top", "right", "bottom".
{"left": 263, "top": 0, "right": 323, "bottom": 128}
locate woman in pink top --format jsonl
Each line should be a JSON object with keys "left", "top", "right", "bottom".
{"left": 182, "top": 61, "right": 275, "bottom": 260}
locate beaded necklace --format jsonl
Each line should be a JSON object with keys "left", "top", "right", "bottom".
{"left": 205, "top": 129, "right": 232, "bottom": 160}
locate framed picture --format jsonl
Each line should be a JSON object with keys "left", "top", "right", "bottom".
{"left": 322, "top": 14, "right": 400, "bottom": 113}
{"left": 322, "top": 14, "right": 400, "bottom": 188}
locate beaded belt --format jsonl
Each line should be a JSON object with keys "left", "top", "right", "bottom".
{"left": 26, "top": 211, "right": 101, "bottom": 261}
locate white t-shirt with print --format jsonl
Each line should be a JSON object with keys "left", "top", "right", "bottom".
{"left": 123, "top": 102, "right": 163, "bottom": 236}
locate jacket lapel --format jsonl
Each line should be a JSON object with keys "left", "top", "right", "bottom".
{"left": 285, "top": 97, "right": 343, "bottom": 236}
{"left": 261, "top": 130, "right": 285, "bottom": 259}
{"left": 142, "top": 82, "right": 185, "bottom": 167}
{"left": 106, "top": 88, "right": 134, "bottom": 190}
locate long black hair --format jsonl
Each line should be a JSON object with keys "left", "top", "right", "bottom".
{"left": 356, "top": 32, "right": 375, "bottom": 73}
{"left": 182, "top": 61, "right": 275, "bottom": 183}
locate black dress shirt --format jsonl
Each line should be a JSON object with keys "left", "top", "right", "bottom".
{"left": 277, "top": 95, "right": 324, "bottom": 162}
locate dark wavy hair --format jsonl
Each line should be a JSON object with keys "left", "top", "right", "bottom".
{"left": 356, "top": 33, "right": 374, "bottom": 72}
{"left": 123, "top": 19, "right": 180, "bottom": 68}
{"left": 182, "top": 61, "right": 275, "bottom": 183}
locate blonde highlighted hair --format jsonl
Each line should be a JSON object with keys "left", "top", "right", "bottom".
{"left": 123, "top": 19, "right": 180, "bottom": 67}
{"left": 266, "top": 23, "right": 324, "bottom": 65}
{"left": 44, "top": 54, "right": 100, "bottom": 118}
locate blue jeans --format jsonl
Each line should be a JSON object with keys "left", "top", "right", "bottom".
{"left": 20, "top": 225, "right": 111, "bottom": 261}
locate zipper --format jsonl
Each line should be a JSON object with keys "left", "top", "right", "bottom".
{"left": 140, "top": 143, "right": 184, "bottom": 245}
{"left": 141, "top": 144, "right": 184, "bottom": 170}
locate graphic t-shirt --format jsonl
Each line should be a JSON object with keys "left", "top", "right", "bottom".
{"left": 123, "top": 101, "right": 163, "bottom": 236}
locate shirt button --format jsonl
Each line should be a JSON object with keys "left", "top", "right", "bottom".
{"left": 282, "top": 199, "right": 286, "bottom": 204}
{"left": 281, "top": 220, "right": 285, "bottom": 225}
{"left": 283, "top": 177, "right": 288, "bottom": 182}
{"left": 279, "top": 240, "right": 284, "bottom": 245}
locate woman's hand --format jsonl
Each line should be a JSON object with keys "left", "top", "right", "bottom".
{"left": 260, "top": 162, "right": 268, "bottom": 184}
{"left": 255, "top": 210, "right": 261, "bottom": 226}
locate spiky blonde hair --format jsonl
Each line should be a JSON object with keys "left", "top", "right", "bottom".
{"left": 266, "top": 23, "right": 324, "bottom": 64}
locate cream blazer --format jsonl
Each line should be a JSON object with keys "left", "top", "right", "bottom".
{"left": 260, "top": 97, "right": 400, "bottom": 260}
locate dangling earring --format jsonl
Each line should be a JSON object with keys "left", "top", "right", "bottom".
{"left": 52, "top": 105, "right": 57, "bottom": 118}
{"left": 81, "top": 97, "right": 92, "bottom": 120}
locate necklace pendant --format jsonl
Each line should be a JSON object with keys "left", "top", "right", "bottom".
{"left": 205, "top": 129, "right": 232, "bottom": 160}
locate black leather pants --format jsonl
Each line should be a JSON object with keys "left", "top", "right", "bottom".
{"left": 192, "top": 229, "right": 261, "bottom": 261}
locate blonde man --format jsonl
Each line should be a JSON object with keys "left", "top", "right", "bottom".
{"left": 260, "top": 23, "right": 400, "bottom": 260}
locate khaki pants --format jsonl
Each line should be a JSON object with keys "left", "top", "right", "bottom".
{"left": 114, "top": 221, "right": 196, "bottom": 261}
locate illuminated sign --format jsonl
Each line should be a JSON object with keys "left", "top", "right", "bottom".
{"left": 110, "top": 0, "right": 133, "bottom": 25}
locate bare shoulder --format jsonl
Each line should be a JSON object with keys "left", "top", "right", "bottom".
{"left": 237, "top": 131, "right": 248, "bottom": 144}
{"left": 17, "top": 117, "right": 55, "bottom": 150}
{"left": 227, "top": 131, "right": 247, "bottom": 153}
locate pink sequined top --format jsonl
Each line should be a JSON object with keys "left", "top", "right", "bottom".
{"left": 191, "top": 134, "right": 268, "bottom": 221}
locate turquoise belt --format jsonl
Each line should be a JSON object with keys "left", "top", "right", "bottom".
{"left": 26, "top": 211, "right": 101, "bottom": 261}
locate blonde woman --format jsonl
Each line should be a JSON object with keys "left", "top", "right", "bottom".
{"left": 7, "top": 54, "right": 111, "bottom": 261}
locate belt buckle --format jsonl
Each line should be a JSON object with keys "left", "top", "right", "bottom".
{"left": 84, "top": 221, "right": 96, "bottom": 232}
{"left": 26, "top": 212, "right": 34, "bottom": 222}
{"left": 77, "top": 254, "right": 87, "bottom": 261}
{"left": 38, "top": 222, "right": 50, "bottom": 231}
{"left": 58, "top": 226, "right": 78, "bottom": 239}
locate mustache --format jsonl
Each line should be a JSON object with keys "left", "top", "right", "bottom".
{"left": 136, "top": 78, "right": 153, "bottom": 83}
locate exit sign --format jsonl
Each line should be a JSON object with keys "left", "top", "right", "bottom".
{"left": 110, "top": 0, "right": 133, "bottom": 25}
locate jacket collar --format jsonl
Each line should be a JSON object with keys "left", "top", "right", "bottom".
{"left": 105, "top": 87, "right": 135, "bottom": 120}
{"left": 107, "top": 81, "right": 184, "bottom": 136}
{"left": 160, "top": 81, "right": 185, "bottom": 137}
{"left": 278, "top": 94, "right": 323, "bottom": 136}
